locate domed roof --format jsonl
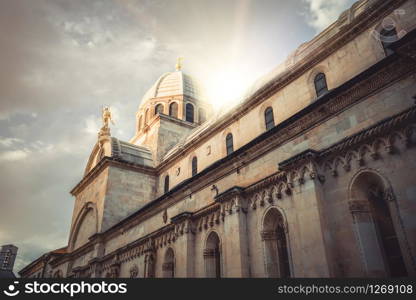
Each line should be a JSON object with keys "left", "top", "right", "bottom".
{"left": 139, "top": 70, "right": 205, "bottom": 109}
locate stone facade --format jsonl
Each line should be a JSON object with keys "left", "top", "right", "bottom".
{"left": 20, "top": 0, "right": 416, "bottom": 278}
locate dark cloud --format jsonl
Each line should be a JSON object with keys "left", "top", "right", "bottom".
{"left": 0, "top": 0, "right": 354, "bottom": 274}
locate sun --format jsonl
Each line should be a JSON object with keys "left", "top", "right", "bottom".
{"left": 203, "top": 62, "right": 259, "bottom": 111}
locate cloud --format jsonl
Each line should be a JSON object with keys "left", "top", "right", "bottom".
{"left": 0, "top": 137, "right": 24, "bottom": 147}
{"left": 0, "top": 149, "right": 29, "bottom": 162}
{"left": 84, "top": 115, "right": 101, "bottom": 134}
{"left": 302, "top": 0, "right": 356, "bottom": 33}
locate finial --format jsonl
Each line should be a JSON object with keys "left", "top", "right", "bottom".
{"left": 175, "top": 57, "right": 184, "bottom": 71}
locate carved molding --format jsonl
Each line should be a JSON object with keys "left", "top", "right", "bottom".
{"left": 275, "top": 106, "right": 416, "bottom": 182}
{"left": 196, "top": 208, "right": 221, "bottom": 232}
{"left": 321, "top": 109, "right": 416, "bottom": 177}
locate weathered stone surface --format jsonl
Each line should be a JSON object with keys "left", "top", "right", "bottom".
{"left": 19, "top": 0, "right": 416, "bottom": 279}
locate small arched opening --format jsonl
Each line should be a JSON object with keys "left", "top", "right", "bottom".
{"left": 262, "top": 208, "right": 291, "bottom": 278}
{"left": 204, "top": 231, "right": 221, "bottom": 278}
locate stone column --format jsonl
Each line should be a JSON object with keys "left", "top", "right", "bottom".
{"left": 88, "top": 258, "right": 102, "bottom": 278}
{"left": 291, "top": 176, "right": 331, "bottom": 277}
{"left": 279, "top": 152, "right": 331, "bottom": 277}
{"left": 216, "top": 187, "right": 250, "bottom": 277}
{"left": 171, "top": 212, "right": 195, "bottom": 277}
{"left": 348, "top": 200, "right": 387, "bottom": 277}
{"left": 144, "top": 253, "right": 155, "bottom": 278}
{"left": 88, "top": 234, "right": 105, "bottom": 278}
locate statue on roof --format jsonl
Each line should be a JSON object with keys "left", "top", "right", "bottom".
{"left": 102, "top": 106, "right": 115, "bottom": 129}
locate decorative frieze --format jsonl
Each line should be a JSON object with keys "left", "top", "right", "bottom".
{"left": 321, "top": 108, "right": 416, "bottom": 177}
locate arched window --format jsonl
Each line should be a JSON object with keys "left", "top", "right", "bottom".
{"left": 155, "top": 104, "right": 164, "bottom": 115}
{"left": 226, "top": 133, "right": 233, "bottom": 155}
{"left": 264, "top": 107, "right": 275, "bottom": 131}
{"left": 350, "top": 172, "right": 407, "bottom": 277}
{"left": 169, "top": 102, "right": 178, "bottom": 118}
{"left": 204, "top": 232, "right": 221, "bottom": 278}
{"left": 191, "top": 156, "right": 198, "bottom": 176}
{"left": 262, "top": 208, "right": 291, "bottom": 278}
{"left": 163, "top": 248, "right": 175, "bottom": 278}
{"left": 314, "top": 73, "right": 328, "bottom": 98}
{"left": 164, "top": 175, "right": 169, "bottom": 193}
{"left": 145, "top": 108, "right": 149, "bottom": 125}
{"left": 138, "top": 115, "right": 143, "bottom": 131}
{"left": 185, "top": 103, "right": 194, "bottom": 123}
{"left": 199, "top": 108, "right": 206, "bottom": 124}
{"left": 380, "top": 27, "right": 398, "bottom": 56}
{"left": 144, "top": 253, "right": 155, "bottom": 278}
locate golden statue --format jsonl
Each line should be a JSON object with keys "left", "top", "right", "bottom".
{"left": 175, "top": 57, "right": 184, "bottom": 71}
{"left": 102, "top": 106, "right": 115, "bottom": 129}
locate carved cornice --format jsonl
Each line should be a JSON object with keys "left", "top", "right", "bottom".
{"left": 170, "top": 211, "right": 193, "bottom": 224}
{"left": 214, "top": 186, "right": 244, "bottom": 203}
{"left": 278, "top": 150, "right": 319, "bottom": 170}
{"left": 192, "top": 203, "right": 220, "bottom": 220}
{"left": 155, "top": 230, "right": 176, "bottom": 249}
{"left": 244, "top": 172, "right": 287, "bottom": 196}
{"left": 278, "top": 149, "right": 324, "bottom": 185}
{"left": 183, "top": 204, "right": 220, "bottom": 232}
{"left": 320, "top": 106, "right": 416, "bottom": 176}
{"left": 171, "top": 212, "right": 194, "bottom": 237}
{"left": 275, "top": 105, "right": 416, "bottom": 179}
{"left": 321, "top": 107, "right": 416, "bottom": 159}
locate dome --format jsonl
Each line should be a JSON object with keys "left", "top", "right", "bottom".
{"left": 139, "top": 70, "right": 205, "bottom": 109}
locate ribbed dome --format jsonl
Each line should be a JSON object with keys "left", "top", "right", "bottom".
{"left": 139, "top": 70, "right": 205, "bottom": 109}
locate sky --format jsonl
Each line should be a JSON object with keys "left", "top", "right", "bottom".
{"left": 0, "top": 0, "right": 356, "bottom": 274}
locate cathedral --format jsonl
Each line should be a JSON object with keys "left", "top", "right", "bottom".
{"left": 20, "top": 0, "right": 416, "bottom": 278}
